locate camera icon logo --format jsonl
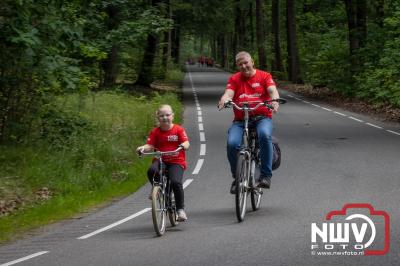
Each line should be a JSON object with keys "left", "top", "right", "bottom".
{"left": 311, "top": 203, "right": 390, "bottom": 256}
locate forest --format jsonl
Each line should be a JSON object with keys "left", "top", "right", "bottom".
{"left": 1, "top": 0, "right": 400, "bottom": 241}
{"left": 2, "top": 0, "right": 400, "bottom": 142}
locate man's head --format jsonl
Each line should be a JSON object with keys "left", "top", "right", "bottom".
{"left": 156, "top": 104, "right": 174, "bottom": 127}
{"left": 235, "top": 51, "right": 256, "bottom": 78}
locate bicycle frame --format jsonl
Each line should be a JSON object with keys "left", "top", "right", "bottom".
{"left": 140, "top": 147, "right": 183, "bottom": 206}
{"left": 222, "top": 99, "right": 285, "bottom": 221}
{"left": 139, "top": 147, "right": 183, "bottom": 235}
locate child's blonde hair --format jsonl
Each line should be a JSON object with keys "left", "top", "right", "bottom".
{"left": 154, "top": 104, "right": 174, "bottom": 126}
{"left": 156, "top": 104, "right": 174, "bottom": 116}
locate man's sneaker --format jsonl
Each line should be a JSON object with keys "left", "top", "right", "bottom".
{"left": 257, "top": 176, "right": 271, "bottom": 189}
{"left": 230, "top": 180, "right": 236, "bottom": 194}
{"left": 177, "top": 209, "right": 188, "bottom": 222}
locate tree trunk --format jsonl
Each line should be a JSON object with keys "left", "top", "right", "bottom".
{"left": 286, "top": 0, "right": 302, "bottom": 83}
{"left": 272, "top": 0, "right": 283, "bottom": 73}
{"left": 135, "top": 34, "right": 158, "bottom": 86}
{"left": 170, "top": 21, "right": 181, "bottom": 64}
{"left": 374, "top": 0, "right": 384, "bottom": 28}
{"left": 356, "top": 0, "right": 367, "bottom": 48}
{"left": 218, "top": 34, "right": 226, "bottom": 68}
{"left": 256, "top": 0, "right": 266, "bottom": 70}
{"left": 249, "top": 2, "right": 255, "bottom": 51}
{"left": 101, "top": 4, "right": 120, "bottom": 87}
{"left": 102, "top": 45, "right": 119, "bottom": 87}
{"left": 135, "top": 0, "right": 161, "bottom": 86}
{"left": 232, "top": 0, "right": 241, "bottom": 69}
{"left": 212, "top": 35, "right": 217, "bottom": 61}
{"left": 239, "top": 7, "right": 246, "bottom": 49}
{"left": 162, "top": 0, "right": 172, "bottom": 72}
{"left": 344, "top": 0, "right": 359, "bottom": 75}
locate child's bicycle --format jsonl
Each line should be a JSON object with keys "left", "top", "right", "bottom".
{"left": 138, "top": 146, "right": 183, "bottom": 236}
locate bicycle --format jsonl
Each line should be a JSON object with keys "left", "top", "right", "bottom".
{"left": 139, "top": 146, "right": 183, "bottom": 236}
{"left": 222, "top": 99, "right": 286, "bottom": 222}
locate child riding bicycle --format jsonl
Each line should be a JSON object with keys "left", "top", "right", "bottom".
{"left": 136, "top": 105, "right": 190, "bottom": 222}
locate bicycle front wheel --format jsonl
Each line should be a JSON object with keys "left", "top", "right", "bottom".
{"left": 151, "top": 186, "right": 166, "bottom": 236}
{"left": 250, "top": 159, "right": 262, "bottom": 211}
{"left": 168, "top": 190, "right": 179, "bottom": 227}
{"left": 235, "top": 154, "right": 249, "bottom": 222}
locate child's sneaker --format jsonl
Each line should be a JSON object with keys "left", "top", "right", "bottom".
{"left": 177, "top": 209, "right": 188, "bottom": 222}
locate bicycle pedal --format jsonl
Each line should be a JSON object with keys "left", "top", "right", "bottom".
{"left": 252, "top": 188, "right": 263, "bottom": 195}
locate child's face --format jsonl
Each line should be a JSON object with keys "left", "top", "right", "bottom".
{"left": 157, "top": 107, "right": 174, "bottom": 126}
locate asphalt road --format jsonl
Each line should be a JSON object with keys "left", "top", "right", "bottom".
{"left": 1, "top": 65, "right": 400, "bottom": 265}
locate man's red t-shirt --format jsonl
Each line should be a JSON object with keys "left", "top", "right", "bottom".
{"left": 226, "top": 69, "right": 276, "bottom": 121}
{"left": 146, "top": 124, "right": 189, "bottom": 169}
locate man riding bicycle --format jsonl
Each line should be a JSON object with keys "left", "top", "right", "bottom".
{"left": 218, "top": 51, "right": 280, "bottom": 193}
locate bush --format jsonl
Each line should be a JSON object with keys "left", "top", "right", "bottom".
{"left": 40, "top": 104, "right": 92, "bottom": 149}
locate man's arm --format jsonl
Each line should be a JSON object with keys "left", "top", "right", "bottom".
{"left": 267, "top": 85, "right": 280, "bottom": 112}
{"left": 218, "top": 89, "right": 235, "bottom": 109}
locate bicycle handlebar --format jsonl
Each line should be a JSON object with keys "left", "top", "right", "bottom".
{"left": 138, "top": 146, "right": 184, "bottom": 157}
{"left": 221, "top": 98, "right": 287, "bottom": 111}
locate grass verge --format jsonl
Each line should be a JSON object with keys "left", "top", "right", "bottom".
{"left": 0, "top": 88, "right": 183, "bottom": 243}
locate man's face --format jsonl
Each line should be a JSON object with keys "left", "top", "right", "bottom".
{"left": 236, "top": 56, "right": 255, "bottom": 77}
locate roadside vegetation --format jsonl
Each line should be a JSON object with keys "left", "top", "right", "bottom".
{"left": 0, "top": 86, "right": 183, "bottom": 243}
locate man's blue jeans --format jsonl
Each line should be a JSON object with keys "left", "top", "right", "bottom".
{"left": 227, "top": 118, "right": 273, "bottom": 179}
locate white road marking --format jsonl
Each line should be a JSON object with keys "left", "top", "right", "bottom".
{"left": 77, "top": 208, "right": 151, "bottom": 239}
{"left": 198, "top": 123, "right": 204, "bottom": 131}
{"left": 200, "top": 132, "right": 206, "bottom": 141}
{"left": 387, "top": 130, "right": 400, "bottom": 136}
{"left": 366, "top": 123, "right": 383, "bottom": 129}
{"left": 198, "top": 116, "right": 203, "bottom": 122}
{"left": 349, "top": 116, "right": 364, "bottom": 123}
{"left": 286, "top": 93, "right": 396, "bottom": 136}
{"left": 0, "top": 251, "right": 49, "bottom": 266}
{"left": 200, "top": 144, "right": 206, "bottom": 156}
{"left": 334, "top": 111, "right": 347, "bottom": 116}
{"left": 197, "top": 111, "right": 202, "bottom": 116}
{"left": 192, "top": 159, "right": 204, "bottom": 175}
{"left": 183, "top": 179, "right": 194, "bottom": 189}
{"left": 197, "top": 107, "right": 201, "bottom": 111}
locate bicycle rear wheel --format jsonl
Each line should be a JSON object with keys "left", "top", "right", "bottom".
{"left": 151, "top": 186, "right": 166, "bottom": 236}
{"left": 250, "top": 159, "right": 262, "bottom": 211}
{"left": 168, "top": 190, "right": 179, "bottom": 227}
{"left": 235, "top": 154, "right": 249, "bottom": 222}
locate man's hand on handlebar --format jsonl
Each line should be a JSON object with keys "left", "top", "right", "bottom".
{"left": 218, "top": 98, "right": 232, "bottom": 110}
{"left": 270, "top": 101, "right": 279, "bottom": 112}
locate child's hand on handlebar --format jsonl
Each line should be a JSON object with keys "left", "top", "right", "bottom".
{"left": 136, "top": 146, "right": 145, "bottom": 156}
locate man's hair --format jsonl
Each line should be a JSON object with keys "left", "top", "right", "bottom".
{"left": 235, "top": 51, "right": 252, "bottom": 62}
